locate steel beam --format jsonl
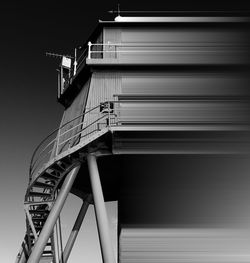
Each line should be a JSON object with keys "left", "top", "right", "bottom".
{"left": 53, "top": 226, "right": 60, "bottom": 263}
{"left": 58, "top": 215, "right": 64, "bottom": 262}
{"left": 61, "top": 195, "right": 91, "bottom": 263}
{"left": 15, "top": 245, "right": 28, "bottom": 263}
{"left": 27, "top": 164, "right": 81, "bottom": 263}
{"left": 87, "top": 154, "right": 115, "bottom": 263}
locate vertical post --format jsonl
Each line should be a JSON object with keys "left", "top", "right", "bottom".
{"left": 60, "top": 66, "right": 64, "bottom": 93}
{"left": 88, "top": 41, "right": 92, "bottom": 59}
{"left": 53, "top": 226, "right": 60, "bottom": 263}
{"left": 73, "top": 48, "right": 77, "bottom": 76}
{"left": 52, "top": 191, "right": 60, "bottom": 263}
{"left": 108, "top": 102, "right": 111, "bottom": 127}
{"left": 87, "top": 154, "right": 115, "bottom": 263}
{"left": 58, "top": 216, "right": 64, "bottom": 262}
{"left": 56, "top": 127, "right": 61, "bottom": 156}
{"left": 27, "top": 164, "right": 81, "bottom": 263}
{"left": 61, "top": 195, "right": 91, "bottom": 263}
{"left": 57, "top": 69, "right": 61, "bottom": 99}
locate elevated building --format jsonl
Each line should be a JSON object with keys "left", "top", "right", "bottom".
{"left": 16, "top": 14, "right": 250, "bottom": 263}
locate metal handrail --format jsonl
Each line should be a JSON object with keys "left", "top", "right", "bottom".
{"left": 89, "top": 42, "right": 246, "bottom": 47}
{"left": 29, "top": 104, "right": 101, "bottom": 178}
{"left": 57, "top": 115, "right": 110, "bottom": 147}
{"left": 30, "top": 113, "right": 115, "bottom": 177}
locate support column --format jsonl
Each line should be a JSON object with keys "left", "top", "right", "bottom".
{"left": 61, "top": 195, "right": 91, "bottom": 263}
{"left": 58, "top": 215, "right": 64, "bottom": 262}
{"left": 53, "top": 226, "right": 60, "bottom": 263}
{"left": 27, "top": 164, "right": 81, "bottom": 263}
{"left": 87, "top": 154, "right": 115, "bottom": 263}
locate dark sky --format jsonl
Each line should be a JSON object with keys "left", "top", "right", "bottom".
{"left": 0, "top": 0, "right": 249, "bottom": 262}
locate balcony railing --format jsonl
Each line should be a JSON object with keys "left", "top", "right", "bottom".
{"left": 59, "top": 41, "right": 248, "bottom": 99}
{"left": 86, "top": 42, "right": 247, "bottom": 59}
{"left": 74, "top": 41, "right": 248, "bottom": 72}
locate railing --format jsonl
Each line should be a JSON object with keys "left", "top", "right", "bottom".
{"left": 86, "top": 42, "right": 247, "bottom": 60}
{"left": 74, "top": 41, "right": 246, "bottom": 71}
{"left": 29, "top": 102, "right": 117, "bottom": 182}
{"left": 59, "top": 41, "right": 247, "bottom": 95}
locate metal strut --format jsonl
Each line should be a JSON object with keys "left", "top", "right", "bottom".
{"left": 87, "top": 154, "right": 116, "bottom": 263}
{"left": 27, "top": 164, "right": 81, "bottom": 263}
{"left": 60, "top": 195, "right": 91, "bottom": 263}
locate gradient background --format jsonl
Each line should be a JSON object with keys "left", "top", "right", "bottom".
{"left": 0, "top": 0, "right": 250, "bottom": 262}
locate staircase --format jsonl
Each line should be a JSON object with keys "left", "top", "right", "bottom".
{"left": 17, "top": 156, "right": 77, "bottom": 263}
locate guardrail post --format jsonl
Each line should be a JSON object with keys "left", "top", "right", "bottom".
{"left": 56, "top": 128, "right": 61, "bottom": 156}
{"left": 108, "top": 102, "right": 111, "bottom": 126}
{"left": 88, "top": 42, "right": 92, "bottom": 59}
{"left": 73, "top": 47, "right": 77, "bottom": 76}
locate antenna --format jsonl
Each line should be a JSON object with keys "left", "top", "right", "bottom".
{"left": 117, "top": 3, "right": 120, "bottom": 16}
{"left": 108, "top": 3, "right": 121, "bottom": 14}
{"left": 45, "top": 52, "right": 74, "bottom": 60}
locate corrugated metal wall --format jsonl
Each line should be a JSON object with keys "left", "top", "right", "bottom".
{"left": 120, "top": 72, "right": 248, "bottom": 96}
{"left": 102, "top": 26, "right": 248, "bottom": 64}
{"left": 80, "top": 72, "right": 121, "bottom": 142}
{"left": 103, "top": 28, "right": 121, "bottom": 59}
{"left": 91, "top": 31, "right": 103, "bottom": 59}
{"left": 57, "top": 79, "right": 90, "bottom": 154}
{"left": 115, "top": 72, "right": 250, "bottom": 127}
{"left": 111, "top": 25, "right": 250, "bottom": 263}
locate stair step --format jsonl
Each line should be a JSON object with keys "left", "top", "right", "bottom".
{"left": 29, "top": 192, "right": 51, "bottom": 198}
{"left": 33, "top": 182, "right": 55, "bottom": 189}
{"left": 56, "top": 161, "right": 67, "bottom": 170}
{"left": 41, "top": 171, "right": 60, "bottom": 180}
{"left": 29, "top": 235, "right": 35, "bottom": 240}
{"left": 32, "top": 217, "right": 47, "bottom": 222}
{"left": 34, "top": 225, "right": 43, "bottom": 229}
{"left": 29, "top": 210, "right": 49, "bottom": 214}
{"left": 40, "top": 255, "right": 54, "bottom": 263}
{"left": 51, "top": 164, "right": 65, "bottom": 173}
{"left": 61, "top": 157, "right": 71, "bottom": 166}
{"left": 42, "top": 250, "right": 53, "bottom": 255}
{"left": 28, "top": 236, "right": 51, "bottom": 246}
